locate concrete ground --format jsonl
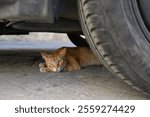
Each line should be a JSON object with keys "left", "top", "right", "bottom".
{"left": 0, "top": 33, "right": 148, "bottom": 99}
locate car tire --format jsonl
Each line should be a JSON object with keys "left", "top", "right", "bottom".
{"left": 78, "top": 0, "right": 150, "bottom": 95}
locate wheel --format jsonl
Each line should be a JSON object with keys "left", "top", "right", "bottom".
{"left": 78, "top": 0, "right": 150, "bottom": 95}
{"left": 67, "top": 33, "right": 89, "bottom": 47}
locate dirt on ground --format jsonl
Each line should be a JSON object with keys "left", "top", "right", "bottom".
{"left": 0, "top": 50, "right": 148, "bottom": 100}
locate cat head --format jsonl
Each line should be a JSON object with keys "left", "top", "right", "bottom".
{"left": 40, "top": 48, "right": 67, "bottom": 72}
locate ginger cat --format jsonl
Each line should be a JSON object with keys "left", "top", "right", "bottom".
{"left": 39, "top": 47, "right": 101, "bottom": 73}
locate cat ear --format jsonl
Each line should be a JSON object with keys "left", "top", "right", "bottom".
{"left": 40, "top": 50, "right": 48, "bottom": 59}
{"left": 59, "top": 48, "right": 66, "bottom": 56}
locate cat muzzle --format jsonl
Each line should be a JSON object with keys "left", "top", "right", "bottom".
{"left": 57, "top": 66, "right": 65, "bottom": 73}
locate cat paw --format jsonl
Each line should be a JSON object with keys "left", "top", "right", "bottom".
{"left": 39, "top": 63, "right": 45, "bottom": 68}
{"left": 40, "top": 68, "right": 48, "bottom": 73}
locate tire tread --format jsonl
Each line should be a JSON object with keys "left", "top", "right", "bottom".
{"left": 78, "top": 0, "right": 150, "bottom": 96}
